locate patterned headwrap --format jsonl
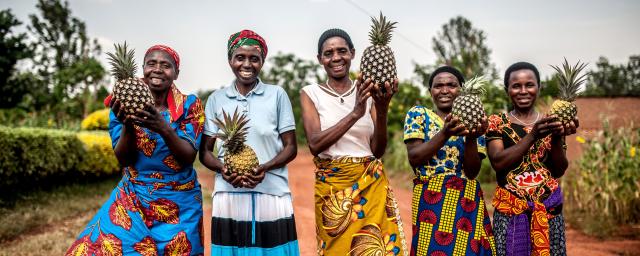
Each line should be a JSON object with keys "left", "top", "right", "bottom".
{"left": 227, "top": 29, "right": 268, "bottom": 60}
{"left": 145, "top": 45, "right": 180, "bottom": 70}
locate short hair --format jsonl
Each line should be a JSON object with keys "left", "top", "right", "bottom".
{"left": 503, "top": 62, "right": 540, "bottom": 88}
{"left": 428, "top": 66, "right": 465, "bottom": 88}
{"left": 317, "top": 28, "right": 354, "bottom": 55}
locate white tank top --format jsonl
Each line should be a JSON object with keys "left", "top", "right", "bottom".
{"left": 301, "top": 83, "right": 374, "bottom": 158}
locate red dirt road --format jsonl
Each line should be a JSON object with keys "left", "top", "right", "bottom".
{"left": 198, "top": 149, "right": 640, "bottom": 256}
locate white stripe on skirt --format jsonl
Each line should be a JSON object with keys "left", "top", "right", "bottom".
{"left": 212, "top": 192, "right": 294, "bottom": 222}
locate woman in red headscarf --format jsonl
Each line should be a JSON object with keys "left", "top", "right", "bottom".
{"left": 66, "top": 45, "right": 205, "bottom": 255}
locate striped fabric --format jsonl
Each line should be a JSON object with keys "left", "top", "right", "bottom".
{"left": 211, "top": 192, "right": 299, "bottom": 256}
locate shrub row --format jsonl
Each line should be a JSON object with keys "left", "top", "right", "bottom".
{"left": 0, "top": 126, "right": 119, "bottom": 196}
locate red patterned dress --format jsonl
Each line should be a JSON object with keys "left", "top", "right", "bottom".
{"left": 66, "top": 85, "right": 205, "bottom": 256}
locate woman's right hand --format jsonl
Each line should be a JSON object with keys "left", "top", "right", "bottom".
{"left": 531, "top": 115, "right": 563, "bottom": 140}
{"left": 442, "top": 114, "right": 468, "bottom": 137}
{"left": 110, "top": 99, "right": 132, "bottom": 125}
{"left": 351, "top": 74, "right": 373, "bottom": 118}
{"left": 220, "top": 167, "right": 244, "bottom": 188}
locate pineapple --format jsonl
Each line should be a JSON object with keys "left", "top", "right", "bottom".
{"left": 106, "top": 42, "right": 153, "bottom": 115}
{"left": 451, "top": 76, "right": 488, "bottom": 130}
{"left": 213, "top": 108, "right": 259, "bottom": 175}
{"left": 549, "top": 58, "right": 588, "bottom": 124}
{"left": 360, "top": 12, "right": 397, "bottom": 93}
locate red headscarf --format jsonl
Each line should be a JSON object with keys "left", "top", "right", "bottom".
{"left": 145, "top": 44, "right": 180, "bottom": 70}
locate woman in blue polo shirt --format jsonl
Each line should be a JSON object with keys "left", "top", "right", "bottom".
{"left": 199, "top": 30, "right": 299, "bottom": 255}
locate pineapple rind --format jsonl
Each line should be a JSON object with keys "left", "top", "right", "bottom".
{"left": 214, "top": 108, "right": 259, "bottom": 175}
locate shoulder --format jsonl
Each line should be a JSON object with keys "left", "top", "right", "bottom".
{"left": 488, "top": 112, "right": 507, "bottom": 127}
{"left": 300, "top": 83, "right": 319, "bottom": 94}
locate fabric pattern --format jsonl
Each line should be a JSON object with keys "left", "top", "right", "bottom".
{"left": 403, "top": 105, "right": 495, "bottom": 256}
{"left": 145, "top": 44, "right": 181, "bottom": 69}
{"left": 227, "top": 29, "right": 268, "bottom": 59}
{"left": 67, "top": 87, "right": 205, "bottom": 256}
{"left": 486, "top": 112, "right": 566, "bottom": 256}
{"left": 314, "top": 157, "right": 407, "bottom": 256}
{"left": 210, "top": 192, "right": 299, "bottom": 256}
{"left": 493, "top": 212, "right": 567, "bottom": 256}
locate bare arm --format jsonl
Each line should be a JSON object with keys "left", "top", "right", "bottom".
{"left": 461, "top": 117, "right": 488, "bottom": 179}
{"left": 406, "top": 115, "right": 467, "bottom": 167}
{"left": 198, "top": 134, "right": 243, "bottom": 187}
{"left": 487, "top": 116, "right": 561, "bottom": 175}
{"left": 369, "top": 80, "right": 399, "bottom": 158}
{"left": 300, "top": 79, "right": 373, "bottom": 156}
{"left": 245, "top": 130, "right": 297, "bottom": 188}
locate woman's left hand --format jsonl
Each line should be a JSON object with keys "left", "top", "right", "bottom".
{"left": 372, "top": 78, "right": 398, "bottom": 110}
{"left": 243, "top": 164, "right": 267, "bottom": 188}
{"left": 467, "top": 116, "right": 488, "bottom": 139}
{"left": 552, "top": 117, "right": 580, "bottom": 137}
{"left": 130, "top": 103, "right": 170, "bottom": 134}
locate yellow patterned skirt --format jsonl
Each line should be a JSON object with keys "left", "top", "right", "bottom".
{"left": 314, "top": 156, "right": 407, "bottom": 256}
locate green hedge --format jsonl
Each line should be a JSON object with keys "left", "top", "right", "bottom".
{"left": 0, "top": 126, "right": 119, "bottom": 197}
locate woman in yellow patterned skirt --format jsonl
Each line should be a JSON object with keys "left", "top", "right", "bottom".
{"left": 403, "top": 66, "right": 495, "bottom": 255}
{"left": 300, "top": 28, "right": 407, "bottom": 255}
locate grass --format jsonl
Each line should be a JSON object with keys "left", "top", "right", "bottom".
{"left": 0, "top": 176, "right": 119, "bottom": 255}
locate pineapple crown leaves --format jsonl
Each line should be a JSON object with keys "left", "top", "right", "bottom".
{"left": 550, "top": 58, "right": 588, "bottom": 102}
{"left": 106, "top": 42, "right": 137, "bottom": 81}
{"left": 368, "top": 12, "right": 397, "bottom": 46}
{"left": 461, "top": 75, "right": 488, "bottom": 96}
{"left": 212, "top": 107, "right": 250, "bottom": 152}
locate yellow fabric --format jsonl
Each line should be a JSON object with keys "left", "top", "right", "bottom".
{"left": 314, "top": 156, "right": 407, "bottom": 256}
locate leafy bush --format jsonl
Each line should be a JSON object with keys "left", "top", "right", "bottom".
{"left": 0, "top": 126, "right": 119, "bottom": 201}
{"left": 80, "top": 108, "right": 110, "bottom": 130}
{"left": 564, "top": 121, "right": 640, "bottom": 237}
{"left": 76, "top": 131, "right": 118, "bottom": 176}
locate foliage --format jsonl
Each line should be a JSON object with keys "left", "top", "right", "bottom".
{"left": 0, "top": 126, "right": 118, "bottom": 198}
{"left": 564, "top": 121, "right": 640, "bottom": 237}
{"left": 26, "top": 0, "right": 106, "bottom": 117}
{"left": 81, "top": 108, "right": 110, "bottom": 130}
{"left": 416, "top": 16, "right": 497, "bottom": 83}
{"left": 76, "top": 131, "right": 119, "bottom": 176}
{"left": 0, "top": 9, "right": 33, "bottom": 109}
{"left": 260, "top": 52, "right": 323, "bottom": 143}
{"left": 583, "top": 55, "right": 640, "bottom": 97}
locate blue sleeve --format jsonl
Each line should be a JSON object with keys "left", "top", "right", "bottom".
{"left": 108, "top": 110, "right": 123, "bottom": 149}
{"left": 203, "top": 92, "right": 219, "bottom": 137}
{"left": 176, "top": 95, "right": 205, "bottom": 150}
{"left": 277, "top": 87, "right": 296, "bottom": 134}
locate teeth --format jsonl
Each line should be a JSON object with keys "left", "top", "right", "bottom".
{"left": 150, "top": 78, "right": 162, "bottom": 84}
{"left": 240, "top": 71, "right": 253, "bottom": 77}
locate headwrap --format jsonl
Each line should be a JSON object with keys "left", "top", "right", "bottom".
{"left": 145, "top": 45, "right": 180, "bottom": 70}
{"left": 428, "top": 66, "right": 465, "bottom": 88}
{"left": 227, "top": 29, "right": 268, "bottom": 60}
{"left": 504, "top": 62, "right": 540, "bottom": 88}
{"left": 317, "top": 28, "right": 354, "bottom": 55}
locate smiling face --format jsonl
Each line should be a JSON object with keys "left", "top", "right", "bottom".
{"left": 229, "top": 45, "right": 263, "bottom": 87}
{"left": 143, "top": 50, "right": 179, "bottom": 93}
{"left": 430, "top": 72, "right": 461, "bottom": 113}
{"left": 507, "top": 69, "right": 539, "bottom": 110}
{"left": 317, "top": 36, "right": 355, "bottom": 80}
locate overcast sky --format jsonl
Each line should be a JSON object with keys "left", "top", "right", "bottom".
{"left": 3, "top": 0, "right": 640, "bottom": 94}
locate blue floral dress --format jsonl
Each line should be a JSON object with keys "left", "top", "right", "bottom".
{"left": 66, "top": 85, "right": 205, "bottom": 256}
{"left": 403, "top": 106, "right": 495, "bottom": 256}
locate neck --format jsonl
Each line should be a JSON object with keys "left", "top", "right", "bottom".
{"left": 327, "top": 76, "right": 352, "bottom": 90}
{"left": 235, "top": 80, "right": 257, "bottom": 96}
{"left": 436, "top": 108, "right": 451, "bottom": 120}
{"left": 511, "top": 107, "right": 536, "bottom": 117}
{"left": 151, "top": 89, "right": 169, "bottom": 109}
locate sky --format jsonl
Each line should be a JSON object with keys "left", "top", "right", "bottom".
{"left": 2, "top": 0, "right": 640, "bottom": 94}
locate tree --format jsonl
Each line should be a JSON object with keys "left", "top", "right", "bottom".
{"left": 584, "top": 55, "right": 640, "bottom": 97}
{"left": 430, "top": 16, "right": 497, "bottom": 80}
{"left": 0, "top": 9, "right": 33, "bottom": 108}
{"left": 260, "top": 52, "right": 323, "bottom": 143}
{"left": 28, "top": 0, "right": 105, "bottom": 116}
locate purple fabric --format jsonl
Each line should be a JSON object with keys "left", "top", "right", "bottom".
{"left": 506, "top": 187, "right": 563, "bottom": 256}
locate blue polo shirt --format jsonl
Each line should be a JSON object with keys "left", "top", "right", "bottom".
{"left": 203, "top": 80, "right": 295, "bottom": 196}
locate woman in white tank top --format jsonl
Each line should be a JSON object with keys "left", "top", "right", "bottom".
{"left": 300, "top": 28, "right": 408, "bottom": 256}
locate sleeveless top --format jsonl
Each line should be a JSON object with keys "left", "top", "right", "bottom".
{"left": 301, "top": 83, "right": 374, "bottom": 158}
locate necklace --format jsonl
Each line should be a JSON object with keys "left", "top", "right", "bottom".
{"left": 509, "top": 110, "right": 540, "bottom": 126}
{"left": 324, "top": 79, "right": 355, "bottom": 104}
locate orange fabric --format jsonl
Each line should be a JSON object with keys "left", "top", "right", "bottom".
{"left": 493, "top": 187, "right": 550, "bottom": 256}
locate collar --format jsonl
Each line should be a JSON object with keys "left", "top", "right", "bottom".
{"left": 225, "top": 79, "right": 265, "bottom": 98}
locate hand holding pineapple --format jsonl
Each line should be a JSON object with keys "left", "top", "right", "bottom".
{"left": 129, "top": 103, "right": 172, "bottom": 135}
{"left": 371, "top": 77, "right": 398, "bottom": 112}
{"left": 441, "top": 114, "right": 470, "bottom": 137}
